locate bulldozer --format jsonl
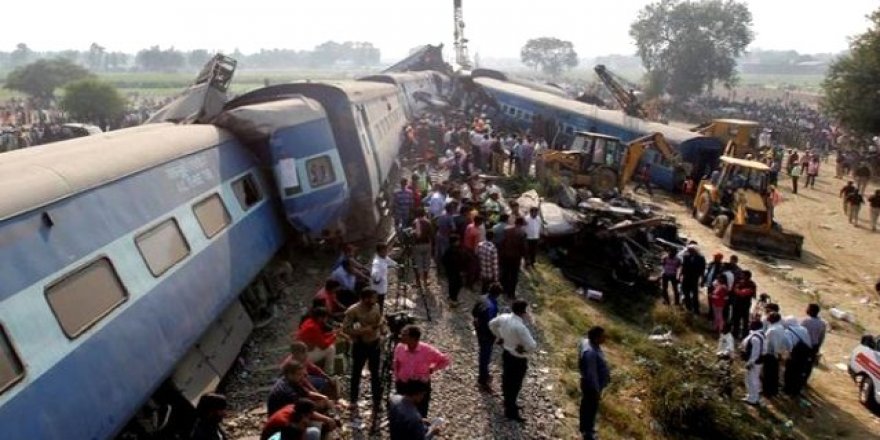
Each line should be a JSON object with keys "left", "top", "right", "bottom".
{"left": 692, "top": 156, "right": 803, "bottom": 259}
{"left": 536, "top": 131, "right": 685, "bottom": 194}
{"left": 536, "top": 131, "right": 624, "bottom": 194}
{"left": 692, "top": 119, "right": 764, "bottom": 159}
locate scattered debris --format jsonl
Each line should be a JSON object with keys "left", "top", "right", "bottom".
{"left": 830, "top": 307, "right": 854, "bottom": 322}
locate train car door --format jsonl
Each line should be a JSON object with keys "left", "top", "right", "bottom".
{"left": 354, "top": 105, "right": 383, "bottom": 195}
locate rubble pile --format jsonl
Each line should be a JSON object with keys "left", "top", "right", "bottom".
{"left": 529, "top": 185, "right": 685, "bottom": 294}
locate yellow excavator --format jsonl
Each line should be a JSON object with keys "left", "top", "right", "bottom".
{"left": 692, "top": 119, "right": 762, "bottom": 158}
{"left": 536, "top": 131, "right": 683, "bottom": 193}
{"left": 692, "top": 156, "right": 803, "bottom": 258}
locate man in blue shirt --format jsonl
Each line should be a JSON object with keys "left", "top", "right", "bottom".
{"left": 471, "top": 283, "right": 501, "bottom": 393}
{"left": 580, "top": 326, "right": 610, "bottom": 440}
{"left": 388, "top": 381, "right": 441, "bottom": 440}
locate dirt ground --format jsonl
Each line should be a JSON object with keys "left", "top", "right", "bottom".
{"left": 645, "top": 161, "right": 880, "bottom": 439}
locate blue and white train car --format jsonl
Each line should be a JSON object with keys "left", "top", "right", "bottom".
{"left": 360, "top": 70, "right": 446, "bottom": 119}
{"left": 475, "top": 77, "right": 723, "bottom": 191}
{"left": 0, "top": 124, "right": 286, "bottom": 440}
{"left": 225, "top": 81, "right": 407, "bottom": 241}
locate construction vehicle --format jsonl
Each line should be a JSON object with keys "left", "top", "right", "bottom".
{"left": 692, "top": 156, "right": 804, "bottom": 258}
{"left": 594, "top": 65, "right": 648, "bottom": 119}
{"left": 692, "top": 119, "right": 761, "bottom": 158}
{"left": 536, "top": 131, "right": 623, "bottom": 194}
{"left": 536, "top": 131, "right": 684, "bottom": 194}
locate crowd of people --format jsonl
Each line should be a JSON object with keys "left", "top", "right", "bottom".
{"left": 686, "top": 96, "right": 835, "bottom": 151}
{"left": 0, "top": 95, "right": 170, "bottom": 150}
{"left": 657, "top": 242, "right": 827, "bottom": 409}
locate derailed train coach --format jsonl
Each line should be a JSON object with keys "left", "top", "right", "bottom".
{"left": 0, "top": 124, "right": 287, "bottom": 440}
{"left": 0, "top": 58, "right": 435, "bottom": 439}
{"left": 222, "top": 79, "right": 408, "bottom": 241}
{"left": 474, "top": 76, "right": 724, "bottom": 191}
{"left": 359, "top": 70, "right": 450, "bottom": 119}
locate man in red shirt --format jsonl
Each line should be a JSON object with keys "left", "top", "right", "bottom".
{"left": 295, "top": 307, "right": 337, "bottom": 375}
{"left": 313, "top": 279, "right": 344, "bottom": 321}
{"left": 393, "top": 325, "right": 451, "bottom": 417}
{"left": 261, "top": 398, "right": 323, "bottom": 440}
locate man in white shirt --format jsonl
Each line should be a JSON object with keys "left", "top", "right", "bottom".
{"left": 524, "top": 207, "right": 541, "bottom": 268}
{"left": 371, "top": 243, "right": 398, "bottom": 313}
{"left": 489, "top": 300, "right": 537, "bottom": 422}
{"left": 741, "top": 320, "right": 765, "bottom": 405}
{"left": 425, "top": 184, "right": 447, "bottom": 219}
{"left": 762, "top": 312, "right": 789, "bottom": 398}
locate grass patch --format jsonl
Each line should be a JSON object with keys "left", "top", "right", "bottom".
{"left": 525, "top": 256, "right": 806, "bottom": 440}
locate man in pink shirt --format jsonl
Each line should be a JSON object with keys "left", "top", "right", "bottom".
{"left": 393, "top": 325, "right": 451, "bottom": 417}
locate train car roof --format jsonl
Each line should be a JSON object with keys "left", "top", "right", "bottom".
{"left": 473, "top": 69, "right": 568, "bottom": 97}
{"left": 360, "top": 70, "right": 441, "bottom": 84}
{"left": 712, "top": 118, "right": 759, "bottom": 126}
{"left": 720, "top": 156, "right": 771, "bottom": 170}
{"left": 475, "top": 77, "right": 713, "bottom": 146}
{"left": 228, "top": 80, "right": 399, "bottom": 109}
{"left": 0, "top": 123, "right": 232, "bottom": 222}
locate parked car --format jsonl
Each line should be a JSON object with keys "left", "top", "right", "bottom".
{"left": 848, "top": 334, "right": 880, "bottom": 410}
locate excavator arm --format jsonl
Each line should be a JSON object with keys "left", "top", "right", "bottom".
{"left": 594, "top": 65, "right": 648, "bottom": 119}
{"left": 618, "top": 133, "right": 680, "bottom": 189}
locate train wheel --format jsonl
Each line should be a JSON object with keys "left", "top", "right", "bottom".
{"left": 589, "top": 166, "right": 618, "bottom": 195}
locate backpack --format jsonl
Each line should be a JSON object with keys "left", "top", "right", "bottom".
{"left": 740, "top": 333, "right": 764, "bottom": 363}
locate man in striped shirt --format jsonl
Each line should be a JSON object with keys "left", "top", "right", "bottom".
{"left": 477, "top": 230, "right": 499, "bottom": 294}
{"left": 393, "top": 178, "right": 415, "bottom": 228}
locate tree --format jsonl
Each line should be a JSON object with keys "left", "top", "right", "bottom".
{"left": 630, "top": 0, "right": 753, "bottom": 100}
{"left": 9, "top": 43, "right": 33, "bottom": 68}
{"left": 4, "top": 58, "right": 93, "bottom": 101}
{"left": 822, "top": 8, "right": 880, "bottom": 137}
{"left": 60, "top": 79, "right": 126, "bottom": 128}
{"left": 187, "top": 49, "right": 212, "bottom": 68}
{"left": 520, "top": 37, "right": 579, "bottom": 76}
{"left": 87, "top": 43, "right": 106, "bottom": 71}
{"left": 135, "top": 46, "right": 185, "bottom": 71}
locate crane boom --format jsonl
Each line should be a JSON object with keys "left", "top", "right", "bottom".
{"left": 453, "top": 0, "right": 472, "bottom": 69}
{"left": 594, "top": 64, "right": 648, "bottom": 119}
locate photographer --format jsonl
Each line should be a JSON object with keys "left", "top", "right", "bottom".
{"left": 342, "top": 289, "right": 386, "bottom": 414}
{"left": 392, "top": 325, "right": 450, "bottom": 418}
{"left": 370, "top": 243, "right": 398, "bottom": 313}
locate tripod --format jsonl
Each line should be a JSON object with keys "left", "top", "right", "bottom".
{"left": 392, "top": 228, "right": 432, "bottom": 322}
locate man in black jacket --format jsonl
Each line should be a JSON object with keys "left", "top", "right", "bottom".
{"left": 680, "top": 245, "right": 706, "bottom": 314}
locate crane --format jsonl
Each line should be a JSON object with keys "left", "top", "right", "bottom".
{"left": 594, "top": 64, "right": 648, "bottom": 119}
{"left": 452, "top": 0, "right": 472, "bottom": 70}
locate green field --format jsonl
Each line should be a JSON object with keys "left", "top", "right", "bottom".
{"left": 0, "top": 69, "right": 369, "bottom": 103}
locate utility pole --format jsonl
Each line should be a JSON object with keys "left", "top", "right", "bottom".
{"left": 453, "top": 0, "right": 472, "bottom": 70}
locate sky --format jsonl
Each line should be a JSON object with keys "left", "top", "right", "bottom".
{"left": 1, "top": 0, "right": 876, "bottom": 60}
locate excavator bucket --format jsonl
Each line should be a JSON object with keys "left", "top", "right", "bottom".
{"left": 726, "top": 224, "right": 804, "bottom": 259}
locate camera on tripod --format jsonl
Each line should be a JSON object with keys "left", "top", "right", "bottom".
{"left": 385, "top": 311, "right": 416, "bottom": 341}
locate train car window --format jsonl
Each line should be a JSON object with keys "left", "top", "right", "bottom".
{"left": 193, "top": 193, "right": 231, "bottom": 239}
{"left": 306, "top": 156, "right": 336, "bottom": 189}
{"left": 508, "top": 107, "right": 516, "bottom": 116}
{"left": 136, "top": 218, "right": 190, "bottom": 277}
{"left": 0, "top": 324, "right": 24, "bottom": 394}
{"left": 232, "top": 173, "right": 263, "bottom": 211}
{"left": 45, "top": 258, "right": 128, "bottom": 339}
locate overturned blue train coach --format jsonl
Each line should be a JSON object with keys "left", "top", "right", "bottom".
{"left": 0, "top": 56, "right": 451, "bottom": 439}
{"left": 473, "top": 76, "right": 724, "bottom": 191}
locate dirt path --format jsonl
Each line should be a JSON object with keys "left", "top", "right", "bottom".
{"left": 645, "top": 166, "right": 880, "bottom": 438}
